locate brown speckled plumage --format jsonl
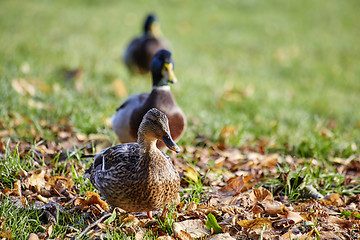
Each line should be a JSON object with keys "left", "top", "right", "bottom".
{"left": 85, "top": 108, "right": 180, "bottom": 213}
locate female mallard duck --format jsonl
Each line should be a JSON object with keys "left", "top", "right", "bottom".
{"left": 123, "top": 14, "right": 169, "bottom": 74}
{"left": 85, "top": 108, "right": 180, "bottom": 218}
{"left": 112, "top": 49, "right": 186, "bottom": 148}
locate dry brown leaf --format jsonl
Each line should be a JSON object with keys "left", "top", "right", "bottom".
{"left": 324, "top": 193, "right": 345, "bottom": 206}
{"left": 237, "top": 218, "right": 272, "bottom": 230}
{"left": 113, "top": 79, "right": 128, "bottom": 97}
{"left": 156, "top": 236, "right": 175, "bottom": 240}
{"left": 46, "top": 224, "right": 53, "bottom": 238}
{"left": 320, "top": 128, "right": 334, "bottom": 138}
{"left": 13, "top": 180, "right": 22, "bottom": 197}
{"left": 263, "top": 201, "right": 287, "bottom": 216}
{"left": 2, "top": 187, "right": 13, "bottom": 196}
{"left": 0, "top": 130, "right": 9, "bottom": 139}
{"left": 207, "top": 233, "right": 236, "bottom": 240}
{"left": 219, "top": 126, "right": 237, "bottom": 143}
{"left": 27, "top": 233, "right": 39, "bottom": 240}
{"left": 28, "top": 170, "right": 47, "bottom": 193}
{"left": 327, "top": 216, "right": 354, "bottom": 228}
{"left": 177, "top": 230, "right": 194, "bottom": 240}
{"left": 187, "top": 201, "right": 197, "bottom": 211}
{"left": 271, "top": 218, "right": 295, "bottom": 230}
{"left": 285, "top": 211, "right": 304, "bottom": 224}
{"left": 134, "top": 230, "right": 145, "bottom": 240}
{"left": 280, "top": 230, "right": 309, "bottom": 240}
{"left": 75, "top": 191, "right": 109, "bottom": 210}
{"left": 249, "top": 187, "right": 273, "bottom": 203}
{"left": 221, "top": 206, "right": 244, "bottom": 215}
{"left": 173, "top": 219, "right": 210, "bottom": 239}
{"left": 249, "top": 205, "right": 264, "bottom": 216}
{"left": 220, "top": 175, "right": 244, "bottom": 196}
{"left": 45, "top": 176, "right": 74, "bottom": 191}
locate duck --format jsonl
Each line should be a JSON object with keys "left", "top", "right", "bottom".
{"left": 112, "top": 49, "right": 186, "bottom": 148}
{"left": 85, "top": 108, "right": 181, "bottom": 219}
{"left": 123, "top": 14, "right": 169, "bottom": 74}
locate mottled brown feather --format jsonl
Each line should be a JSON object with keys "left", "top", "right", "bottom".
{"left": 86, "top": 109, "right": 180, "bottom": 212}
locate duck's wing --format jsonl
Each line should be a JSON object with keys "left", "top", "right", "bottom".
{"left": 92, "top": 143, "right": 140, "bottom": 171}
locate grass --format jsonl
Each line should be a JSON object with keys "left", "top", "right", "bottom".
{"left": 0, "top": 0, "right": 359, "bottom": 238}
{"left": 0, "top": 0, "right": 359, "bottom": 157}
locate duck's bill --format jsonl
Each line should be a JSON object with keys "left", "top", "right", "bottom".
{"left": 163, "top": 63, "right": 177, "bottom": 83}
{"left": 162, "top": 135, "right": 180, "bottom": 153}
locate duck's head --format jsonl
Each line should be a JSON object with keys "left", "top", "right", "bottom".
{"left": 151, "top": 49, "right": 177, "bottom": 87}
{"left": 138, "top": 108, "right": 180, "bottom": 153}
{"left": 144, "top": 14, "right": 161, "bottom": 37}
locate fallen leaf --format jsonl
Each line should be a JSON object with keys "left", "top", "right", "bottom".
{"left": 207, "top": 233, "right": 236, "bottom": 240}
{"left": 28, "top": 170, "right": 47, "bottom": 193}
{"left": 185, "top": 167, "right": 199, "bottom": 183}
{"left": 219, "top": 126, "right": 237, "bottom": 143}
{"left": 220, "top": 175, "right": 244, "bottom": 196}
{"left": 13, "top": 180, "right": 22, "bottom": 197}
{"left": 249, "top": 187, "right": 273, "bottom": 203}
{"left": 237, "top": 218, "right": 272, "bottom": 230}
{"left": 177, "top": 230, "right": 194, "bottom": 240}
{"left": 74, "top": 191, "right": 109, "bottom": 211}
{"left": 11, "top": 78, "right": 36, "bottom": 96}
{"left": 263, "top": 201, "right": 287, "bottom": 216}
{"left": 271, "top": 219, "right": 295, "bottom": 230}
{"left": 113, "top": 79, "right": 128, "bottom": 97}
{"left": 320, "top": 128, "right": 334, "bottom": 138}
{"left": 173, "top": 219, "right": 210, "bottom": 239}
{"left": 206, "top": 213, "right": 223, "bottom": 234}
{"left": 28, "top": 233, "right": 39, "bottom": 240}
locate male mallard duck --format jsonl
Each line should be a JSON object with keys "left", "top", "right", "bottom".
{"left": 112, "top": 49, "right": 186, "bottom": 148}
{"left": 123, "top": 14, "right": 169, "bottom": 74}
{"left": 85, "top": 108, "right": 180, "bottom": 218}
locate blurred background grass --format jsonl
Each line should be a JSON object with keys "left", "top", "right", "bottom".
{"left": 0, "top": 0, "right": 359, "bottom": 158}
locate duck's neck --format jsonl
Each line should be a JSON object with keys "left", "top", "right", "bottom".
{"left": 152, "top": 74, "right": 169, "bottom": 87}
{"left": 152, "top": 85, "right": 170, "bottom": 91}
{"left": 138, "top": 136, "right": 159, "bottom": 155}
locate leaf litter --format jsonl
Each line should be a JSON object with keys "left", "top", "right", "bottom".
{"left": 1, "top": 128, "right": 360, "bottom": 239}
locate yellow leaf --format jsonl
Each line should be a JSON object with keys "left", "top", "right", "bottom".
{"left": 185, "top": 167, "right": 198, "bottom": 183}
{"left": 13, "top": 180, "right": 22, "bottom": 197}
{"left": 219, "top": 126, "right": 237, "bottom": 143}
{"left": 113, "top": 79, "right": 128, "bottom": 97}
{"left": 237, "top": 218, "right": 272, "bottom": 229}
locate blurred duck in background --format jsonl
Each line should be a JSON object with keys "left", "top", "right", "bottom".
{"left": 123, "top": 14, "right": 169, "bottom": 74}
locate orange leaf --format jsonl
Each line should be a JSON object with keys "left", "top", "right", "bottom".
{"left": 220, "top": 175, "right": 244, "bottom": 196}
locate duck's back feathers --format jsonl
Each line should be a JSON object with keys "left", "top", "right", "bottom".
{"left": 111, "top": 93, "right": 149, "bottom": 143}
{"left": 86, "top": 144, "right": 179, "bottom": 212}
